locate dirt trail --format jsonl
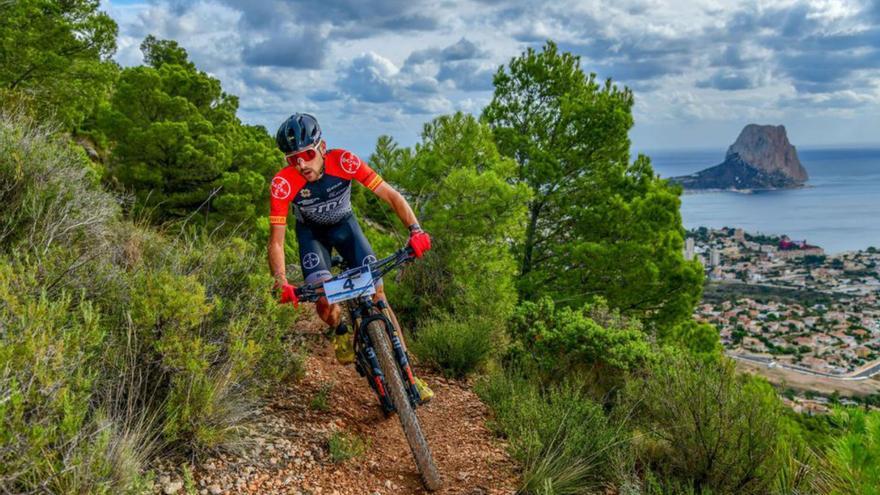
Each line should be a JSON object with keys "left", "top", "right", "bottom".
{"left": 178, "top": 313, "right": 519, "bottom": 495}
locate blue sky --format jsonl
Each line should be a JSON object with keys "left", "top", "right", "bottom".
{"left": 101, "top": 0, "right": 880, "bottom": 157}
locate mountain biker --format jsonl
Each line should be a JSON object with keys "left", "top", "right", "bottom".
{"left": 267, "top": 112, "right": 434, "bottom": 401}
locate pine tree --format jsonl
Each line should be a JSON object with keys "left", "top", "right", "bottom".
{"left": 483, "top": 41, "right": 703, "bottom": 330}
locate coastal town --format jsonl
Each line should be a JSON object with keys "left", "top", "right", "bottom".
{"left": 686, "top": 228, "right": 880, "bottom": 396}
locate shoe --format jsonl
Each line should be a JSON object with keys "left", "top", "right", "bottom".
{"left": 414, "top": 376, "right": 434, "bottom": 404}
{"left": 332, "top": 323, "right": 355, "bottom": 365}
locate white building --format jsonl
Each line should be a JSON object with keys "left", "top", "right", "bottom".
{"left": 709, "top": 248, "right": 721, "bottom": 267}
{"left": 685, "top": 237, "right": 695, "bottom": 261}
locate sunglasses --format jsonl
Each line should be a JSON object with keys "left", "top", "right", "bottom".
{"left": 285, "top": 142, "right": 321, "bottom": 167}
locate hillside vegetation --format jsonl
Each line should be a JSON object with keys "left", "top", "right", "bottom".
{"left": 0, "top": 111, "right": 299, "bottom": 492}
{"left": 2, "top": 1, "right": 879, "bottom": 494}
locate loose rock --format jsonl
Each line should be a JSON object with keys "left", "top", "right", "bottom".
{"left": 162, "top": 480, "right": 183, "bottom": 494}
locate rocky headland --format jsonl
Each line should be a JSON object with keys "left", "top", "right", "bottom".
{"left": 671, "top": 124, "right": 809, "bottom": 191}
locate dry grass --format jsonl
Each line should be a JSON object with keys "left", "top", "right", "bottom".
{"left": 0, "top": 109, "right": 119, "bottom": 258}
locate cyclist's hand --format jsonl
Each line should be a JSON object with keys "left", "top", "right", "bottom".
{"left": 408, "top": 230, "right": 432, "bottom": 258}
{"left": 279, "top": 282, "right": 299, "bottom": 307}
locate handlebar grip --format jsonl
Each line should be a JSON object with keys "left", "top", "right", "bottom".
{"left": 293, "top": 285, "right": 322, "bottom": 303}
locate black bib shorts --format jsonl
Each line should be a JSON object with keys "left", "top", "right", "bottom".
{"left": 294, "top": 214, "right": 380, "bottom": 286}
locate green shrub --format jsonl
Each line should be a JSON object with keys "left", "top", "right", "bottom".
{"left": 0, "top": 111, "right": 118, "bottom": 258}
{"left": 822, "top": 407, "right": 880, "bottom": 494}
{"left": 116, "top": 231, "right": 298, "bottom": 454}
{"left": 624, "top": 352, "right": 783, "bottom": 494}
{"left": 508, "top": 297, "right": 653, "bottom": 397}
{"left": 0, "top": 229, "right": 296, "bottom": 490}
{"left": 477, "top": 370, "right": 630, "bottom": 494}
{"left": 639, "top": 471, "right": 706, "bottom": 495}
{"left": 310, "top": 382, "right": 333, "bottom": 412}
{"left": 657, "top": 319, "right": 723, "bottom": 358}
{"left": 770, "top": 435, "right": 827, "bottom": 495}
{"left": 362, "top": 115, "right": 530, "bottom": 329}
{"left": 0, "top": 110, "right": 304, "bottom": 488}
{"left": 0, "top": 113, "right": 147, "bottom": 493}
{"left": 411, "top": 316, "right": 496, "bottom": 378}
{"left": 768, "top": 406, "right": 880, "bottom": 495}
{"left": 0, "top": 261, "right": 149, "bottom": 494}
{"left": 288, "top": 345, "right": 308, "bottom": 382}
{"left": 328, "top": 430, "right": 367, "bottom": 463}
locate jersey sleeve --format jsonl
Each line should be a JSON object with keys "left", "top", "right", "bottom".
{"left": 337, "top": 150, "right": 384, "bottom": 191}
{"left": 268, "top": 174, "right": 293, "bottom": 226}
{"left": 355, "top": 161, "right": 384, "bottom": 191}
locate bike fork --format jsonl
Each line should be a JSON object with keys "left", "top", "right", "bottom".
{"left": 354, "top": 305, "right": 421, "bottom": 411}
{"left": 385, "top": 324, "right": 421, "bottom": 406}
{"left": 364, "top": 344, "right": 395, "bottom": 413}
{"left": 375, "top": 301, "right": 421, "bottom": 407}
{"left": 354, "top": 317, "right": 395, "bottom": 413}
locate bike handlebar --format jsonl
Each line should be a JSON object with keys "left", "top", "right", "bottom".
{"left": 293, "top": 245, "right": 415, "bottom": 303}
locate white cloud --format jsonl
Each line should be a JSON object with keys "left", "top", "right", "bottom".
{"left": 337, "top": 52, "right": 400, "bottom": 103}
{"left": 102, "top": 0, "right": 880, "bottom": 152}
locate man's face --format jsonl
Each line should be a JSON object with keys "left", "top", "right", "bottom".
{"left": 287, "top": 141, "right": 325, "bottom": 182}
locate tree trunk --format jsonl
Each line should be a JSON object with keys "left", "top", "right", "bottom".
{"left": 519, "top": 201, "right": 542, "bottom": 296}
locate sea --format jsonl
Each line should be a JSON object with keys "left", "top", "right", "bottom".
{"left": 645, "top": 147, "right": 880, "bottom": 254}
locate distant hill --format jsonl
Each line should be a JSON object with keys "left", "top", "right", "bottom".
{"left": 670, "top": 124, "right": 809, "bottom": 190}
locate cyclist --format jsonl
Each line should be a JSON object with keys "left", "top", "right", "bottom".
{"left": 267, "top": 113, "right": 434, "bottom": 401}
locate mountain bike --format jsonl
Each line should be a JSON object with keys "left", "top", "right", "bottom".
{"left": 294, "top": 246, "right": 443, "bottom": 491}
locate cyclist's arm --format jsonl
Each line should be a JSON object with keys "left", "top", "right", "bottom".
{"left": 372, "top": 182, "right": 420, "bottom": 230}
{"left": 268, "top": 170, "right": 298, "bottom": 288}
{"left": 268, "top": 225, "right": 287, "bottom": 288}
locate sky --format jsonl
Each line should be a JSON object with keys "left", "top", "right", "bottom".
{"left": 101, "top": 0, "right": 880, "bottom": 157}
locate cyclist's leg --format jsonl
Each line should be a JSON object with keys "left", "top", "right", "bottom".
{"left": 295, "top": 222, "right": 340, "bottom": 327}
{"left": 331, "top": 216, "right": 402, "bottom": 339}
{"left": 331, "top": 214, "right": 381, "bottom": 282}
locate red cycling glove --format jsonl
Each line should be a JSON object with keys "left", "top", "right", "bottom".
{"left": 408, "top": 230, "right": 432, "bottom": 258}
{"left": 279, "top": 283, "right": 299, "bottom": 307}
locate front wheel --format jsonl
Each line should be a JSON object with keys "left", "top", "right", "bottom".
{"left": 366, "top": 320, "right": 442, "bottom": 491}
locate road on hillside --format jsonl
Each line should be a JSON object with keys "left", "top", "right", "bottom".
{"left": 727, "top": 352, "right": 880, "bottom": 381}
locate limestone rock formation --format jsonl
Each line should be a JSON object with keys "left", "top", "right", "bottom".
{"left": 671, "top": 124, "right": 808, "bottom": 190}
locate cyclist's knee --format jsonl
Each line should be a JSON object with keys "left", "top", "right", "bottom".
{"left": 316, "top": 296, "right": 341, "bottom": 326}
{"left": 305, "top": 270, "right": 332, "bottom": 286}
{"left": 373, "top": 284, "right": 386, "bottom": 302}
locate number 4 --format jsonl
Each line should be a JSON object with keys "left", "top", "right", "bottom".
{"left": 343, "top": 278, "right": 354, "bottom": 290}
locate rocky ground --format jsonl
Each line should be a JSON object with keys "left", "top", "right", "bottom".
{"left": 153, "top": 310, "right": 519, "bottom": 495}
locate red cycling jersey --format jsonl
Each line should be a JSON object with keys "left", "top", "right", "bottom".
{"left": 269, "top": 149, "right": 383, "bottom": 226}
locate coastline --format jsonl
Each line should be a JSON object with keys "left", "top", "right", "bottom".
{"left": 676, "top": 183, "right": 812, "bottom": 195}
{"left": 689, "top": 226, "right": 878, "bottom": 256}
{"left": 653, "top": 146, "right": 880, "bottom": 255}
{"left": 689, "top": 226, "right": 880, "bottom": 398}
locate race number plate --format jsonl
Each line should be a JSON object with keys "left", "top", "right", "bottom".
{"left": 324, "top": 265, "right": 376, "bottom": 304}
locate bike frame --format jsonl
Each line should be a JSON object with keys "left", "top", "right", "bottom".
{"left": 295, "top": 247, "right": 422, "bottom": 411}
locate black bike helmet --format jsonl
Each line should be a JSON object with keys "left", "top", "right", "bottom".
{"left": 275, "top": 113, "right": 322, "bottom": 154}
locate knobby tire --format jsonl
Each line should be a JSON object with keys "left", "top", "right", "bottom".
{"left": 366, "top": 320, "right": 442, "bottom": 491}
